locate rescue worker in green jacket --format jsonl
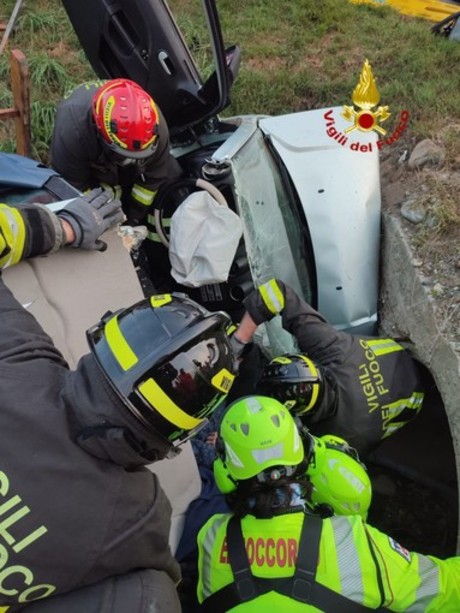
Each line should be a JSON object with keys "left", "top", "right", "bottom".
{"left": 0, "top": 198, "right": 237, "bottom": 612}
{"left": 197, "top": 395, "right": 460, "bottom": 612}
{"left": 230, "top": 278, "right": 426, "bottom": 456}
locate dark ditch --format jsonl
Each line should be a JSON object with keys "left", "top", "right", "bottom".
{"left": 366, "top": 377, "right": 458, "bottom": 558}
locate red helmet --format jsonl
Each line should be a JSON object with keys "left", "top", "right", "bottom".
{"left": 92, "top": 78, "right": 160, "bottom": 160}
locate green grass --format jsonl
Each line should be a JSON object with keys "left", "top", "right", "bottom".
{"left": 170, "top": 0, "right": 460, "bottom": 136}
{"left": 0, "top": 0, "right": 459, "bottom": 160}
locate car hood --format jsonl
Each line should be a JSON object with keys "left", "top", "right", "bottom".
{"left": 259, "top": 107, "right": 381, "bottom": 330}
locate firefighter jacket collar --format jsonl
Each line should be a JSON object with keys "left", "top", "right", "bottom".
{"left": 62, "top": 353, "right": 169, "bottom": 467}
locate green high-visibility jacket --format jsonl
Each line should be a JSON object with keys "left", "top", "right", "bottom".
{"left": 197, "top": 511, "right": 460, "bottom": 611}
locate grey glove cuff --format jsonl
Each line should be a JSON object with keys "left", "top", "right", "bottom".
{"left": 229, "top": 334, "right": 250, "bottom": 373}
{"left": 57, "top": 188, "right": 124, "bottom": 251}
{"left": 58, "top": 210, "right": 83, "bottom": 247}
{"left": 38, "top": 205, "right": 67, "bottom": 252}
{"left": 230, "top": 334, "right": 249, "bottom": 350}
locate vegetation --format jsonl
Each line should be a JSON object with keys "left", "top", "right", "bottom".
{"left": 1, "top": 0, "right": 460, "bottom": 160}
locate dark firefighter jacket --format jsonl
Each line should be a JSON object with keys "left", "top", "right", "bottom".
{"left": 50, "top": 81, "right": 182, "bottom": 223}
{"left": 243, "top": 279, "right": 425, "bottom": 456}
{"left": 0, "top": 203, "right": 180, "bottom": 610}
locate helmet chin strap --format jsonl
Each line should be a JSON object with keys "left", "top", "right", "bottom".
{"left": 115, "top": 157, "right": 139, "bottom": 167}
{"left": 76, "top": 423, "right": 177, "bottom": 467}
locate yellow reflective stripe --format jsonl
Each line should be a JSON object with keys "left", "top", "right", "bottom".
{"left": 0, "top": 606, "right": 10, "bottom": 612}
{"left": 298, "top": 383, "right": 320, "bottom": 414}
{"left": 226, "top": 324, "right": 237, "bottom": 336}
{"left": 298, "top": 354, "right": 318, "bottom": 378}
{"left": 147, "top": 231, "right": 163, "bottom": 243}
{"left": 150, "top": 294, "right": 172, "bottom": 308}
{"left": 0, "top": 204, "right": 26, "bottom": 268}
{"left": 211, "top": 368, "right": 235, "bottom": 393}
{"left": 138, "top": 378, "right": 204, "bottom": 430}
{"left": 318, "top": 519, "right": 341, "bottom": 592}
{"left": 259, "top": 279, "right": 284, "bottom": 315}
{"left": 382, "top": 423, "right": 406, "bottom": 439}
{"left": 382, "top": 392, "right": 424, "bottom": 415}
{"left": 408, "top": 554, "right": 440, "bottom": 611}
{"left": 381, "top": 392, "right": 424, "bottom": 438}
{"left": 272, "top": 356, "right": 291, "bottom": 364}
{"left": 147, "top": 214, "right": 171, "bottom": 227}
{"left": 366, "top": 339, "right": 404, "bottom": 356}
{"left": 199, "top": 515, "right": 229, "bottom": 599}
{"left": 334, "top": 517, "right": 366, "bottom": 599}
{"left": 104, "top": 316, "right": 138, "bottom": 371}
{"left": 100, "top": 183, "right": 122, "bottom": 199}
{"left": 131, "top": 184, "right": 156, "bottom": 206}
{"left": 297, "top": 354, "right": 320, "bottom": 413}
{"left": 146, "top": 216, "right": 171, "bottom": 242}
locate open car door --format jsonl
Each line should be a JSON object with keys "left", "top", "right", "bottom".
{"left": 61, "top": 0, "right": 240, "bottom": 136}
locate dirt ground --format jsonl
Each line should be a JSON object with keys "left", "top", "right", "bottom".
{"left": 379, "top": 132, "right": 460, "bottom": 346}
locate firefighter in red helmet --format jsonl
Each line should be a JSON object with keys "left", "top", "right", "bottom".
{"left": 50, "top": 78, "right": 182, "bottom": 227}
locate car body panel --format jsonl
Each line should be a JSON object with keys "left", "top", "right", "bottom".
{"left": 259, "top": 109, "right": 381, "bottom": 332}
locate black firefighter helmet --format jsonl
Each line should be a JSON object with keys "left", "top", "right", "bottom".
{"left": 87, "top": 293, "right": 236, "bottom": 448}
{"left": 257, "top": 354, "right": 323, "bottom": 416}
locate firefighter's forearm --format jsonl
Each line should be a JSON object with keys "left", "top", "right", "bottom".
{"left": 234, "top": 312, "right": 258, "bottom": 343}
{"left": 0, "top": 202, "right": 65, "bottom": 268}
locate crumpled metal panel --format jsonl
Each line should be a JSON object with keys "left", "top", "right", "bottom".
{"left": 214, "top": 120, "right": 310, "bottom": 355}
{"left": 259, "top": 107, "right": 381, "bottom": 333}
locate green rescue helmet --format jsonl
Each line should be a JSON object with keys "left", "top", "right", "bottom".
{"left": 215, "top": 396, "right": 304, "bottom": 489}
{"left": 307, "top": 434, "right": 372, "bottom": 519}
{"left": 87, "top": 293, "right": 236, "bottom": 450}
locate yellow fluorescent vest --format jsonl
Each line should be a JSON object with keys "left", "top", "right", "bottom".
{"left": 197, "top": 511, "right": 460, "bottom": 612}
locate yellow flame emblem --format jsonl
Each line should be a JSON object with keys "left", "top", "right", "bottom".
{"left": 342, "top": 59, "right": 391, "bottom": 135}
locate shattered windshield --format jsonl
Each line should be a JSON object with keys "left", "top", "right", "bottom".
{"left": 230, "top": 127, "right": 314, "bottom": 355}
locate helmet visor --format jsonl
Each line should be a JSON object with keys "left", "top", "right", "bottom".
{"left": 133, "top": 331, "right": 235, "bottom": 443}
{"left": 101, "top": 137, "right": 159, "bottom": 162}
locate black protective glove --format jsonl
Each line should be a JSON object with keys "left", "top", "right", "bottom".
{"left": 58, "top": 188, "right": 125, "bottom": 251}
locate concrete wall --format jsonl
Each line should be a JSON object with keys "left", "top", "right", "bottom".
{"left": 379, "top": 213, "right": 460, "bottom": 552}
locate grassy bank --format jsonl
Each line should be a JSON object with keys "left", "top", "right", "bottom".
{"left": 0, "top": 0, "right": 460, "bottom": 160}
